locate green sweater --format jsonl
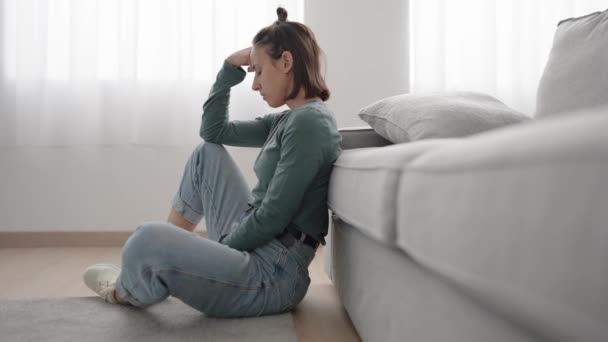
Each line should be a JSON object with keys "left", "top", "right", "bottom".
{"left": 200, "top": 60, "right": 342, "bottom": 252}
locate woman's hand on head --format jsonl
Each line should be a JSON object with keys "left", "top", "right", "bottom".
{"left": 227, "top": 47, "right": 253, "bottom": 69}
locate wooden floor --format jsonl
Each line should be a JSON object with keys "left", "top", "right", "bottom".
{"left": 0, "top": 245, "right": 360, "bottom": 342}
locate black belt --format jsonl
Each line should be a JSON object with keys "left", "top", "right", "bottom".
{"left": 276, "top": 228, "right": 320, "bottom": 249}
{"left": 246, "top": 204, "right": 319, "bottom": 249}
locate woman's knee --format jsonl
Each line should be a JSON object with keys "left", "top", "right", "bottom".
{"left": 195, "top": 141, "right": 225, "bottom": 158}
{"left": 189, "top": 142, "right": 227, "bottom": 175}
{"left": 123, "top": 222, "right": 174, "bottom": 260}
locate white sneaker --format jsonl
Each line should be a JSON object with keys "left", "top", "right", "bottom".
{"left": 82, "top": 263, "right": 121, "bottom": 304}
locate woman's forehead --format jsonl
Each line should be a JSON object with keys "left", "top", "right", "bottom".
{"left": 250, "top": 45, "right": 268, "bottom": 65}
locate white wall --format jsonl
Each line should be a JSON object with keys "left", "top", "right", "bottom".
{"left": 0, "top": 0, "right": 409, "bottom": 232}
{"left": 0, "top": 145, "right": 259, "bottom": 232}
{"left": 305, "top": 0, "right": 410, "bottom": 127}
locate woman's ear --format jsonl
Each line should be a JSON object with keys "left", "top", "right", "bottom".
{"left": 280, "top": 51, "right": 293, "bottom": 74}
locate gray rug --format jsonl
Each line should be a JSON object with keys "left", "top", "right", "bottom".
{"left": 0, "top": 296, "right": 297, "bottom": 342}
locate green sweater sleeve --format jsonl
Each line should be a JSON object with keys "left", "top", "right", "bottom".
{"left": 200, "top": 60, "right": 274, "bottom": 147}
{"left": 221, "top": 110, "right": 328, "bottom": 251}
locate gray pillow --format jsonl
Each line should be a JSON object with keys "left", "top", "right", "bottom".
{"left": 358, "top": 91, "right": 531, "bottom": 143}
{"left": 535, "top": 9, "right": 608, "bottom": 118}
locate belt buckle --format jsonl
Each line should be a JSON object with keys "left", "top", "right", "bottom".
{"left": 298, "top": 232, "right": 319, "bottom": 249}
{"left": 297, "top": 231, "right": 307, "bottom": 242}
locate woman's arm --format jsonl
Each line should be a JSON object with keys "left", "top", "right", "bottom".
{"left": 221, "top": 110, "right": 333, "bottom": 251}
{"left": 200, "top": 57, "right": 273, "bottom": 147}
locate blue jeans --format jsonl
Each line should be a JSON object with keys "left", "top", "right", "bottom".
{"left": 114, "top": 142, "right": 315, "bottom": 318}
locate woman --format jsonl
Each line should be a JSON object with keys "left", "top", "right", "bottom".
{"left": 83, "top": 7, "right": 342, "bottom": 318}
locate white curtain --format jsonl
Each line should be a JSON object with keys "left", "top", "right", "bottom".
{"left": 410, "top": 0, "right": 607, "bottom": 115}
{"left": 0, "top": 0, "right": 303, "bottom": 146}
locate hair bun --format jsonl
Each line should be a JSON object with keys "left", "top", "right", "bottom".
{"left": 276, "top": 7, "right": 288, "bottom": 22}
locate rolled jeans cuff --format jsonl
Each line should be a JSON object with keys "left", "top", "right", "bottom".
{"left": 114, "top": 277, "right": 146, "bottom": 307}
{"left": 171, "top": 193, "right": 203, "bottom": 226}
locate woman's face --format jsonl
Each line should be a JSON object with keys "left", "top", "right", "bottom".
{"left": 249, "top": 45, "right": 293, "bottom": 108}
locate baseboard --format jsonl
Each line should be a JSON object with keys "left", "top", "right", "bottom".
{"left": 0, "top": 230, "right": 208, "bottom": 248}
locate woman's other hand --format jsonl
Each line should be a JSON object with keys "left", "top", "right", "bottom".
{"left": 227, "top": 47, "right": 253, "bottom": 70}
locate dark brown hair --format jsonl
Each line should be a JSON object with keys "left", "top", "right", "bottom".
{"left": 252, "top": 7, "right": 330, "bottom": 101}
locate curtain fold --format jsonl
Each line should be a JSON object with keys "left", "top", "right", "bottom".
{"left": 410, "top": 0, "right": 607, "bottom": 115}
{"left": 1, "top": 0, "right": 303, "bottom": 146}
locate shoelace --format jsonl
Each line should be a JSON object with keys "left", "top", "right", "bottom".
{"left": 97, "top": 280, "right": 115, "bottom": 290}
{"left": 99, "top": 285, "right": 117, "bottom": 304}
